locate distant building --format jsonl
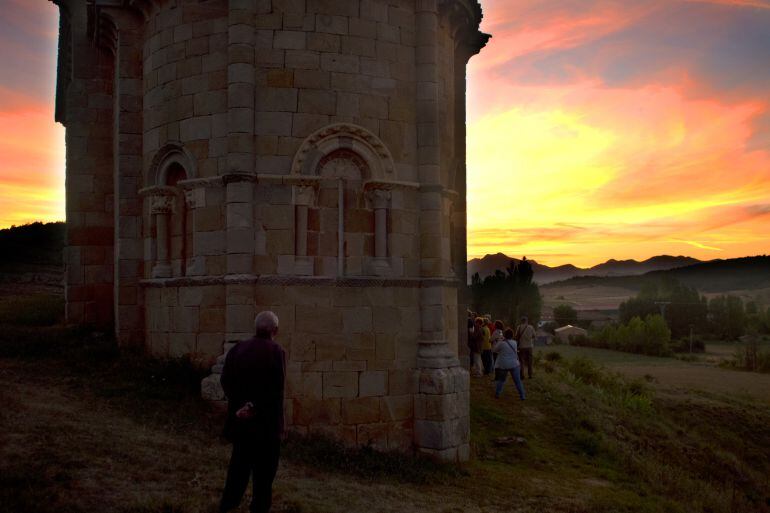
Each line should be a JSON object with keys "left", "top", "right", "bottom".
{"left": 535, "top": 329, "right": 553, "bottom": 346}
{"left": 554, "top": 325, "right": 588, "bottom": 344}
{"left": 576, "top": 309, "right": 617, "bottom": 329}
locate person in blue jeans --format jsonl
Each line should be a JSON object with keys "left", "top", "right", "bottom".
{"left": 492, "top": 328, "right": 526, "bottom": 400}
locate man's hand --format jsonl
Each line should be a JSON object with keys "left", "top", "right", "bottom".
{"left": 236, "top": 402, "right": 255, "bottom": 419}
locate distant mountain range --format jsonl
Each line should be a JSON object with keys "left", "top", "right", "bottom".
{"left": 467, "top": 253, "right": 703, "bottom": 284}
{"left": 537, "top": 256, "right": 770, "bottom": 293}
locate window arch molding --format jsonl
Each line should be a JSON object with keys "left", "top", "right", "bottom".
{"left": 147, "top": 142, "right": 197, "bottom": 187}
{"left": 290, "top": 123, "right": 395, "bottom": 180}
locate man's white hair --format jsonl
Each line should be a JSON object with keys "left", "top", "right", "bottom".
{"left": 254, "top": 310, "right": 279, "bottom": 336}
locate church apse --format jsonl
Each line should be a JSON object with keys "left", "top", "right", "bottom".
{"left": 52, "top": 0, "right": 488, "bottom": 461}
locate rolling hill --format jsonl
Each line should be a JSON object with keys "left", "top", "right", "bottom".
{"left": 542, "top": 256, "right": 770, "bottom": 293}
{"left": 467, "top": 253, "right": 701, "bottom": 284}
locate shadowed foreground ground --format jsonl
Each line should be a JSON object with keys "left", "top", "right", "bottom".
{"left": 2, "top": 327, "right": 770, "bottom": 513}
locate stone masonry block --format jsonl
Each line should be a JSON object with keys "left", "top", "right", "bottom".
{"left": 307, "top": 33, "right": 340, "bottom": 52}
{"left": 359, "top": 370, "right": 387, "bottom": 397}
{"left": 315, "top": 14, "right": 348, "bottom": 35}
{"left": 341, "top": 306, "right": 372, "bottom": 333}
{"left": 322, "top": 371, "right": 358, "bottom": 398}
{"left": 341, "top": 397, "right": 380, "bottom": 424}
{"left": 379, "top": 395, "right": 412, "bottom": 422}
{"left": 357, "top": 422, "right": 388, "bottom": 450}
{"left": 419, "top": 368, "right": 453, "bottom": 395}
{"left": 169, "top": 332, "right": 197, "bottom": 357}
{"left": 295, "top": 304, "right": 342, "bottom": 334}
{"left": 226, "top": 304, "right": 256, "bottom": 333}
{"left": 373, "top": 306, "right": 400, "bottom": 333}
{"left": 256, "top": 87, "right": 298, "bottom": 112}
{"left": 301, "top": 372, "right": 322, "bottom": 398}
{"left": 298, "top": 89, "right": 336, "bottom": 115}
{"left": 321, "top": 53, "right": 359, "bottom": 73}
{"left": 389, "top": 369, "right": 418, "bottom": 395}
{"left": 293, "top": 397, "right": 341, "bottom": 425}
{"left": 274, "top": 30, "right": 306, "bottom": 49}
{"left": 285, "top": 50, "right": 320, "bottom": 69}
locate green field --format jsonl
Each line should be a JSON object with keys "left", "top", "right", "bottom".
{"left": 544, "top": 343, "right": 770, "bottom": 404}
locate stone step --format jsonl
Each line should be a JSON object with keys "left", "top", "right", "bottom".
{"left": 200, "top": 373, "right": 225, "bottom": 401}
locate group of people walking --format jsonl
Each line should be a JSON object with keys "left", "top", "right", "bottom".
{"left": 467, "top": 313, "right": 535, "bottom": 400}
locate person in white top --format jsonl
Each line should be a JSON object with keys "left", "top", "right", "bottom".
{"left": 492, "top": 328, "right": 526, "bottom": 400}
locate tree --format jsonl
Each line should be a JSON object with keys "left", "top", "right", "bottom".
{"left": 619, "top": 297, "right": 658, "bottom": 324}
{"left": 469, "top": 257, "right": 542, "bottom": 326}
{"left": 553, "top": 304, "right": 578, "bottom": 327}
{"left": 708, "top": 295, "right": 746, "bottom": 340}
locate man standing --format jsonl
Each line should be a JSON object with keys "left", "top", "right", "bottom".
{"left": 515, "top": 316, "right": 536, "bottom": 379}
{"left": 220, "top": 311, "right": 286, "bottom": 513}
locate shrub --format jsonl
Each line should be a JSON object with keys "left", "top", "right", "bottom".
{"left": 582, "top": 315, "right": 671, "bottom": 357}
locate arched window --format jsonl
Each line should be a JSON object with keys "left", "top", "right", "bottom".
{"left": 291, "top": 124, "right": 395, "bottom": 277}
{"left": 147, "top": 144, "right": 196, "bottom": 278}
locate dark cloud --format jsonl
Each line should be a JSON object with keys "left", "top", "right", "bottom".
{"left": 493, "top": 1, "right": 770, "bottom": 101}
{"left": 0, "top": 2, "right": 59, "bottom": 103}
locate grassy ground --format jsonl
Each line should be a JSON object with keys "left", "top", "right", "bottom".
{"left": 546, "top": 344, "right": 770, "bottom": 404}
{"left": 1, "top": 305, "right": 770, "bottom": 511}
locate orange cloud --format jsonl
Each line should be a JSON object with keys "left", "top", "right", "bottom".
{"left": 0, "top": 90, "right": 65, "bottom": 227}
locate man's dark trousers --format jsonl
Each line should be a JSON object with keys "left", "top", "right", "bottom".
{"left": 220, "top": 439, "right": 280, "bottom": 513}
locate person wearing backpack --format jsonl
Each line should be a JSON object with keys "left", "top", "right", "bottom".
{"left": 515, "top": 316, "right": 536, "bottom": 379}
{"left": 492, "top": 328, "right": 526, "bottom": 400}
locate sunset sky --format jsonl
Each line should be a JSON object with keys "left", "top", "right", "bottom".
{"left": 1, "top": 1, "right": 769, "bottom": 267}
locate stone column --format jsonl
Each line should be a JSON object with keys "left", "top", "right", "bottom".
{"left": 337, "top": 179, "right": 345, "bottom": 278}
{"left": 293, "top": 185, "right": 316, "bottom": 275}
{"left": 107, "top": 9, "right": 146, "bottom": 346}
{"left": 227, "top": 0, "right": 256, "bottom": 174}
{"left": 366, "top": 188, "right": 391, "bottom": 276}
{"left": 52, "top": 0, "right": 115, "bottom": 329}
{"left": 182, "top": 186, "right": 206, "bottom": 276}
{"left": 151, "top": 195, "right": 174, "bottom": 278}
{"left": 413, "top": 0, "right": 469, "bottom": 463}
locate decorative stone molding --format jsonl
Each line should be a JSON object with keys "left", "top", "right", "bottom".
{"left": 147, "top": 142, "right": 197, "bottom": 187}
{"left": 364, "top": 179, "right": 420, "bottom": 191}
{"left": 140, "top": 274, "right": 462, "bottom": 288}
{"left": 176, "top": 177, "right": 224, "bottom": 190}
{"left": 291, "top": 123, "right": 396, "bottom": 179}
{"left": 221, "top": 172, "right": 257, "bottom": 185}
{"left": 365, "top": 189, "right": 392, "bottom": 210}
{"left": 149, "top": 195, "right": 175, "bottom": 215}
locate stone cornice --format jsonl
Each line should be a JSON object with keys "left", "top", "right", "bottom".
{"left": 138, "top": 185, "right": 178, "bottom": 198}
{"left": 439, "top": 0, "right": 490, "bottom": 57}
{"left": 140, "top": 274, "right": 462, "bottom": 289}
{"left": 364, "top": 179, "right": 421, "bottom": 191}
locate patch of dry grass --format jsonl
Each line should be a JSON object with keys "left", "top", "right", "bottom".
{"left": 2, "top": 325, "right": 770, "bottom": 512}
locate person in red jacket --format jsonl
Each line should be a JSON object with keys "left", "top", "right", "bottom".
{"left": 219, "top": 310, "right": 286, "bottom": 513}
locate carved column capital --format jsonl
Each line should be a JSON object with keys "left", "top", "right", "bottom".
{"left": 150, "top": 195, "right": 175, "bottom": 215}
{"left": 366, "top": 188, "right": 391, "bottom": 210}
{"left": 293, "top": 185, "right": 317, "bottom": 207}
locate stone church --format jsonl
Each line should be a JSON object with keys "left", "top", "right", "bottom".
{"left": 51, "top": 0, "right": 488, "bottom": 461}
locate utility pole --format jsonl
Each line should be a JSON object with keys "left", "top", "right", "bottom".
{"left": 689, "top": 323, "right": 694, "bottom": 353}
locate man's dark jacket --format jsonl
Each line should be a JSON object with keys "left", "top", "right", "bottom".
{"left": 220, "top": 335, "right": 286, "bottom": 443}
